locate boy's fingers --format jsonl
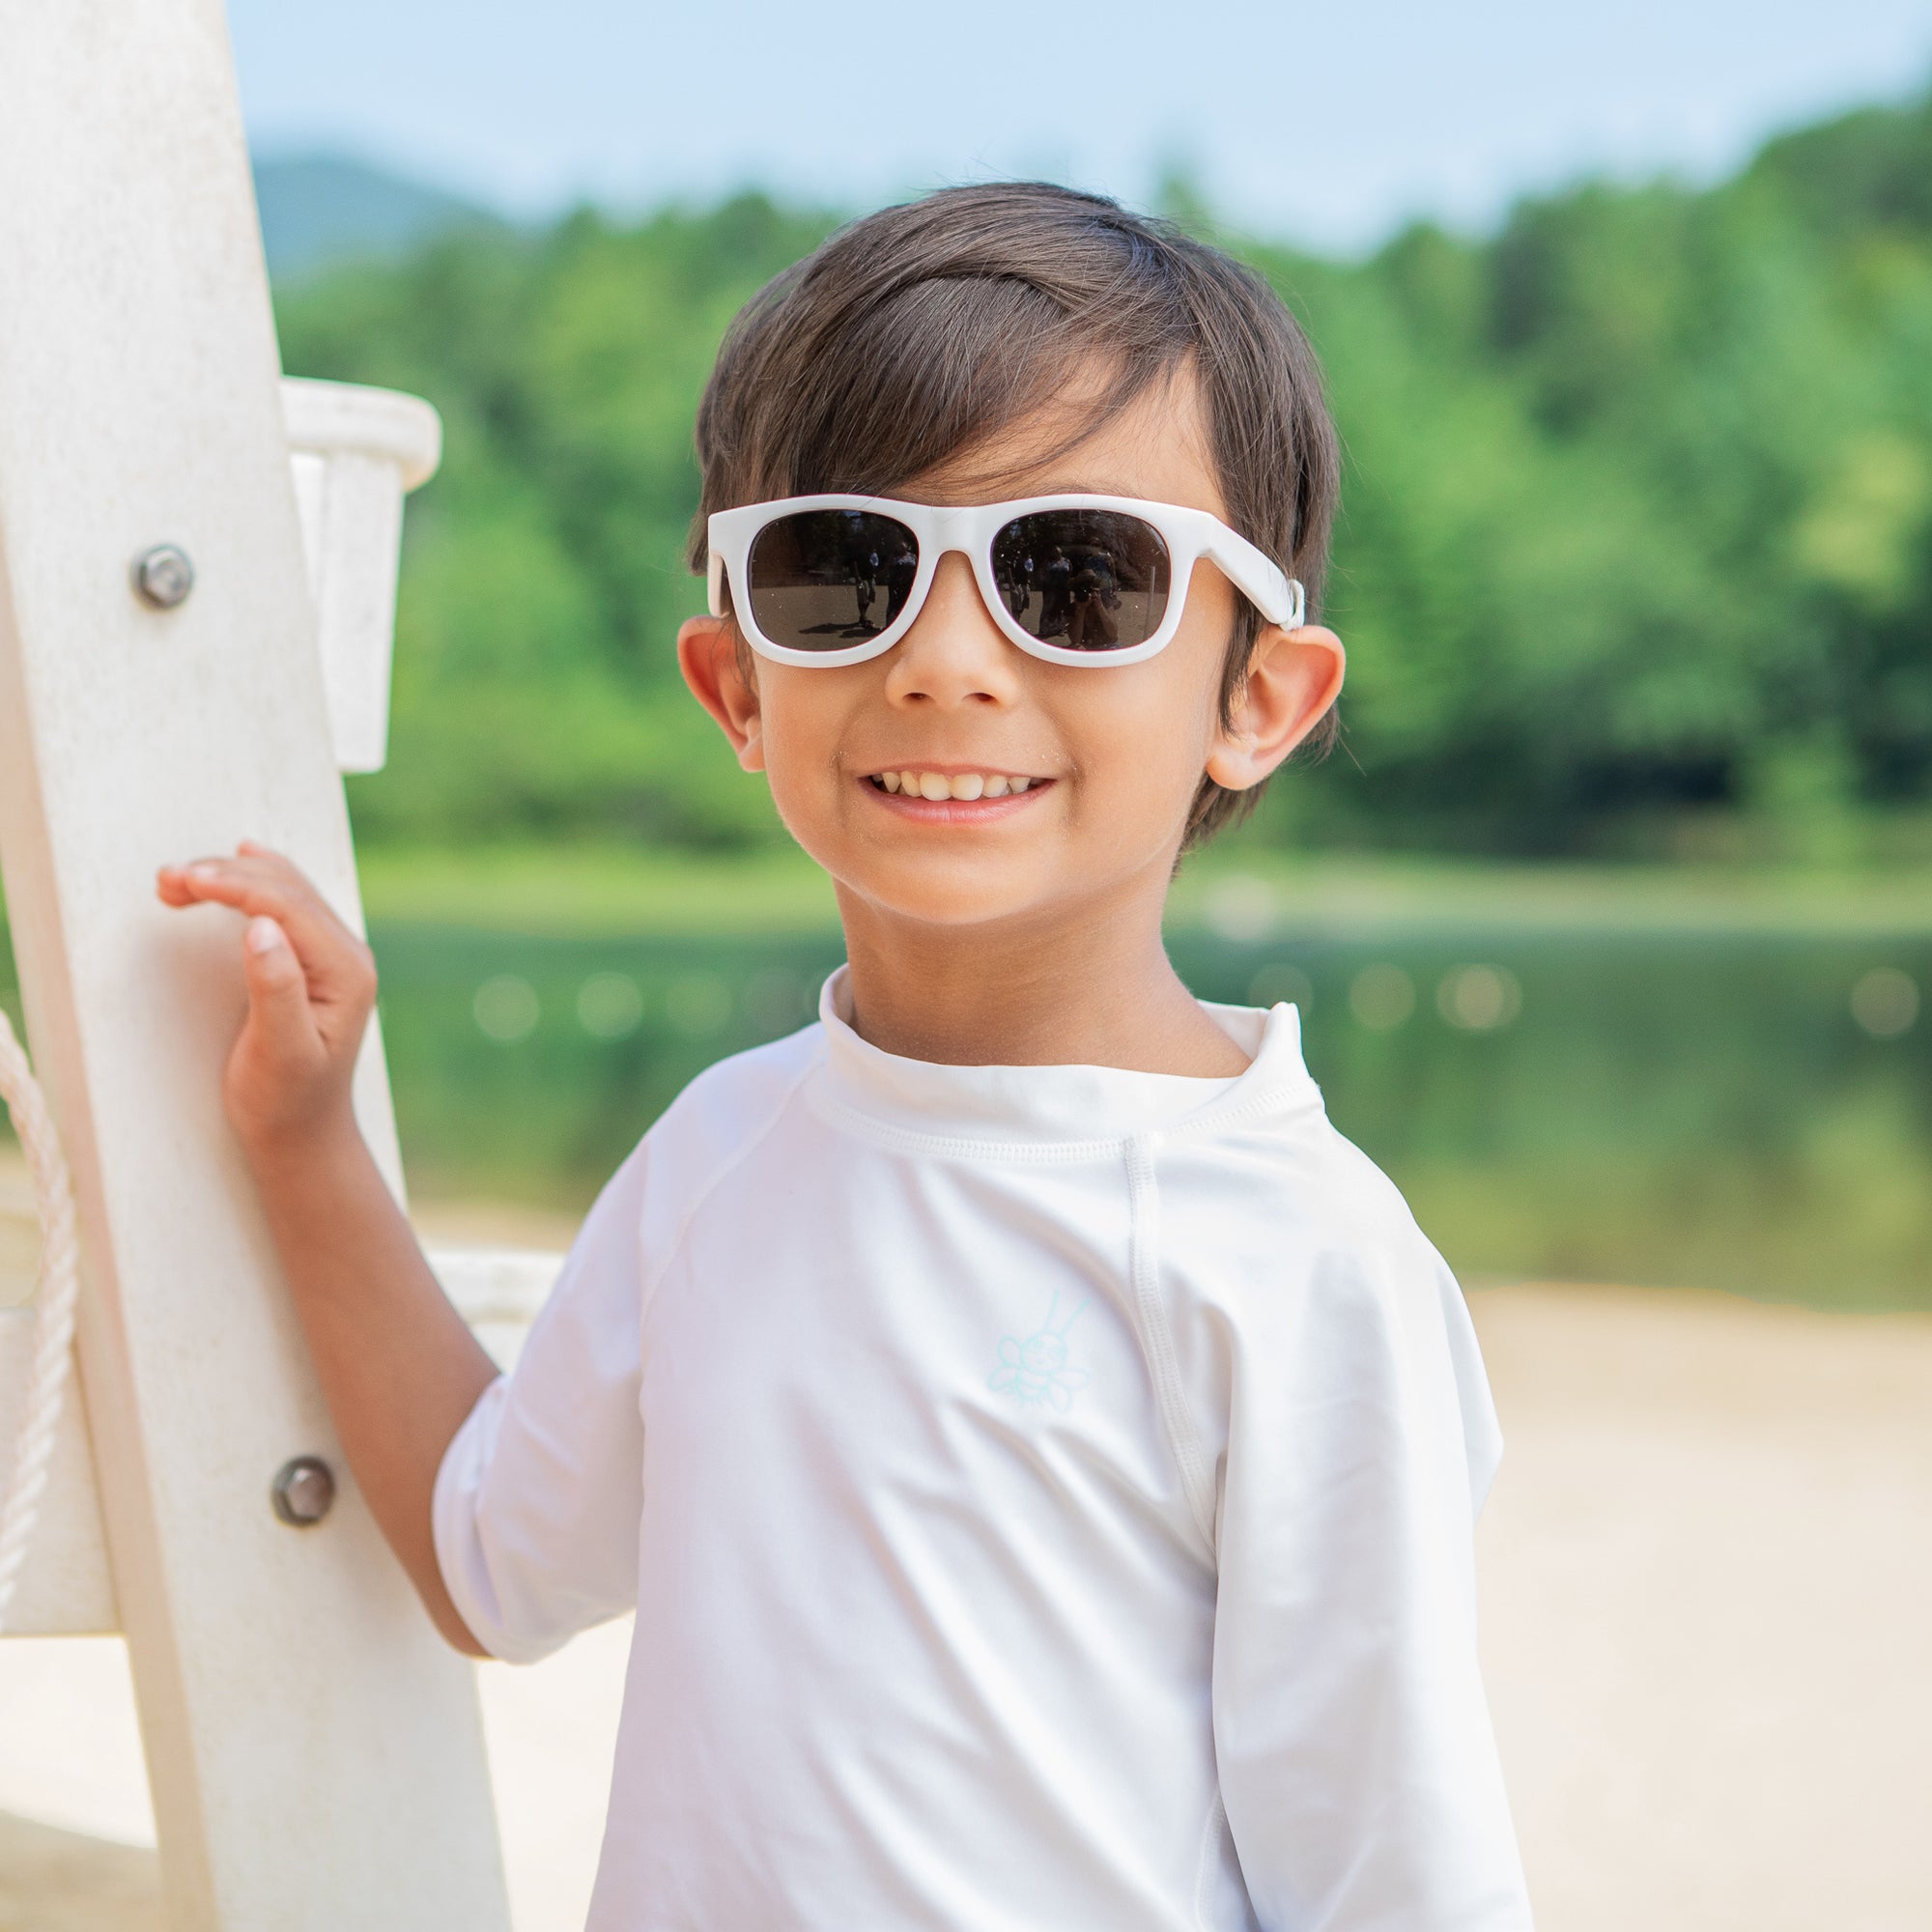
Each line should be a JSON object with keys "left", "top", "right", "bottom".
{"left": 239, "top": 916, "right": 323, "bottom": 1060}
{"left": 157, "top": 852, "right": 379, "bottom": 1036}
{"left": 157, "top": 855, "right": 363, "bottom": 986}
{"left": 162, "top": 847, "right": 317, "bottom": 906}
{"left": 162, "top": 856, "right": 308, "bottom": 907}
{"left": 156, "top": 860, "right": 266, "bottom": 911}
{"left": 227, "top": 844, "right": 311, "bottom": 894}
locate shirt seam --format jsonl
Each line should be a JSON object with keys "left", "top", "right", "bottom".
{"left": 1125, "top": 1132, "right": 1220, "bottom": 1558}
{"left": 636, "top": 1050, "right": 823, "bottom": 1324}
{"left": 1193, "top": 1786, "right": 1232, "bottom": 1928}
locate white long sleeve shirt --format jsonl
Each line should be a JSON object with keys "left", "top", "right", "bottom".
{"left": 435, "top": 973, "right": 1533, "bottom": 1929}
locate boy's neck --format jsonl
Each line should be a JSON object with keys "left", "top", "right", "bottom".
{"left": 833, "top": 874, "right": 1251, "bottom": 1077}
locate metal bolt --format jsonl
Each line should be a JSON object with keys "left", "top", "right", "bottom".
{"left": 270, "top": 1455, "right": 336, "bottom": 1528}
{"left": 130, "top": 544, "right": 194, "bottom": 610}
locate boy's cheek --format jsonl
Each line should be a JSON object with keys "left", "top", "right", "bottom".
{"left": 1074, "top": 685, "right": 1220, "bottom": 811}
{"left": 757, "top": 742, "right": 852, "bottom": 870}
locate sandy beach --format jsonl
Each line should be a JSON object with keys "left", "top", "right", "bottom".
{"left": 1, "top": 1180, "right": 1927, "bottom": 1928}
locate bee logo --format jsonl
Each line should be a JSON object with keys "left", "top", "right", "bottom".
{"left": 988, "top": 1290, "right": 1092, "bottom": 1413}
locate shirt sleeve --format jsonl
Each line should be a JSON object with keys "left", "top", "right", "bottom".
{"left": 433, "top": 1139, "right": 651, "bottom": 1664}
{"left": 1209, "top": 1244, "right": 1533, "bottom": 1930}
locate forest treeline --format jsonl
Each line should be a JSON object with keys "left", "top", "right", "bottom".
{"left": 275, "top": 86, "right": 1932, "bottom": 858}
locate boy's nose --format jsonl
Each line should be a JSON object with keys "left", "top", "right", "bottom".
{"left": 883, "top": 553, "right": 1020, "bottom": 708}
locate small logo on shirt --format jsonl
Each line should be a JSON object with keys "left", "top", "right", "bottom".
{"left": 988, "top": 1290, "right": 1092, "bottom": 1413}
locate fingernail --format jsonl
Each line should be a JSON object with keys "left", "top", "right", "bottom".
{"left": 188, "top": 862, "right": 217, "bottom": 881}
{"left": 245, "top": 917, "right": 285, "bottom": 955}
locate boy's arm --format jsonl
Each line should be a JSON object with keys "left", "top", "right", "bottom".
{"left": 1208, "top": 1247, "right": 1533, "bottom": 1930}
{"left": 157, "top": 844, "right": 498, "bottom": 1656}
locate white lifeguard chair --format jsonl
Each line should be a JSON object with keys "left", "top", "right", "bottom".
{"left": 0, "top": 5, "right": 516, "bottom": 1924}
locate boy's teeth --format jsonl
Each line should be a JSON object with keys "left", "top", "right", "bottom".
{"left": 881, "top": 770, "right": 1039, "bottom": 800}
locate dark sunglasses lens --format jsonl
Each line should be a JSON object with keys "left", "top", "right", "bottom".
{"left": 745, "top": 510, "right": 920, "bottom": 651}
{"left": 990, "top": 511, "right": 1172, "bottom": 651}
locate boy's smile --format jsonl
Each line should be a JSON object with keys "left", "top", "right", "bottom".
{"left": 679, "top": 361, "right": 1343, "bottom": 1069}
{"left": 865, "top": 763, "right": 1050, "bottom": 816}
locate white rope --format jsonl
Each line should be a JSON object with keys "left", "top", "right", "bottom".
{"left": 0, "top": 1009, "right": 81, "bottom": 1634}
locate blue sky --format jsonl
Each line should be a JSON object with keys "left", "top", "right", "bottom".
{"left": 230, "top": 0, "right": 1932, "bottom": 252}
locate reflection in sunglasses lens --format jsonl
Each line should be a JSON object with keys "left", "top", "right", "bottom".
{"left": 991, "top": 511, "right": 1172, "bottom": 651}
{"left": 746, "top": 511, "right": 921, "bottom": 651}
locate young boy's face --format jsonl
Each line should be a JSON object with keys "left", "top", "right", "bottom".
{"left": 679, "top": 364, "right": 1343, "bottom": 935}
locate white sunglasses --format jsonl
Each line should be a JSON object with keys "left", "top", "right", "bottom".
{"left": 706, "top": 494, "right": 1305, "bottom": 668}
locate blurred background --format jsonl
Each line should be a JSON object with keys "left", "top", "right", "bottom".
{"left": 2, "top": 3, "right": 1931, "bottom": 1928}
{"left": 158, "top": 0, "right": 1932, "bottom": 1309}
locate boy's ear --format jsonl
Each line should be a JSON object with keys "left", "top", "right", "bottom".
{"left": 677, "top": 615, "right": 766, "bottom": 773}
{"left": 1203, "top": 624, "right": 1346, "bottom": 793}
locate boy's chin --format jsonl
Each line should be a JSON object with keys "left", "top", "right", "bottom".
{"left": 829, "top": 851, "right": 1070, "bottom": 932}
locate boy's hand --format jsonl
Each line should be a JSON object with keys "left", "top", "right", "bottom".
{"left": 156, "top": 840, "right": 378, "bottom": 1158}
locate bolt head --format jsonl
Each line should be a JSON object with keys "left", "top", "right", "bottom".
{"left": 271, "top": 1455, "right": 336, "bottom": 1527}
{"left": 131, "top": 544, "right": 194, "bottom": 610}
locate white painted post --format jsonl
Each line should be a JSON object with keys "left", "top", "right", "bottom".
{"left": 0, "top": 5, "right": 509, "bottom": 1927}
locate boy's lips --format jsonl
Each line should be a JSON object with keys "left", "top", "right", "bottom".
{"left": 860, "top": 764, "right": 1054, "bottom": 819}
{"left": 867, "top": 763, "right": 1043, "bottom": 801}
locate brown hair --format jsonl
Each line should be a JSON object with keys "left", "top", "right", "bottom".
{"left": 688, "top": 182, "right": 1340, "bottom": 845}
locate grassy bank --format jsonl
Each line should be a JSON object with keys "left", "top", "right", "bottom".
{"left": 352, "top": 840, "right": 1932, "bottom": 941}
{"left": 1, "top": 844, "right": 1927, "bottom": 945}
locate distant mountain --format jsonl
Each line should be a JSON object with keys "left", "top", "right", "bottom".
{"left": 252, "top": 154, "right": 508, "bottom": 282}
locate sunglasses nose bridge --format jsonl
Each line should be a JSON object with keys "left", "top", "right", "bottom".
{"left": 885, "top": 526, "right": 1021, "bottom": 688}
{"left": 900, "top": 510, "right": 1000, "bottom": 627}
{"left": 934, "top": 512, "right": 1028, "bottom": 649}
{"left": 920, "top": 503, "right": 983, "bottom": 566}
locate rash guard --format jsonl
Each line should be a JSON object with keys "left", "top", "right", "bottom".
{"left": 435, "top": 974, "right": 1533, "bottom": 1929}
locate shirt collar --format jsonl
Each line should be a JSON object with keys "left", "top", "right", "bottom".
{"left": 810, "top": 965, "right": 1322, "bottom": 1152}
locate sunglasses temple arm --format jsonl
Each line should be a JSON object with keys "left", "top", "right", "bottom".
{"left": 1202, "top": 533, "right": 1306, "bottom": 631}
{"left": 707, "top": 552, "right": 726, "bottom": 619}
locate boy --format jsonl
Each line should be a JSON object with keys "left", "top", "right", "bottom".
{"left": 158, "top": 184, "right": 1533, "bottom": 1928}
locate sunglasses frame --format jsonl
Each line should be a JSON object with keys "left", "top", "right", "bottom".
{"left": 706, "top": 493, "right": 1306, "bottom": 669}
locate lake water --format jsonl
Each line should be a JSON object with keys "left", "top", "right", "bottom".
{"left": 358, "top": 922, "right": 1932, "bottom": 1312}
